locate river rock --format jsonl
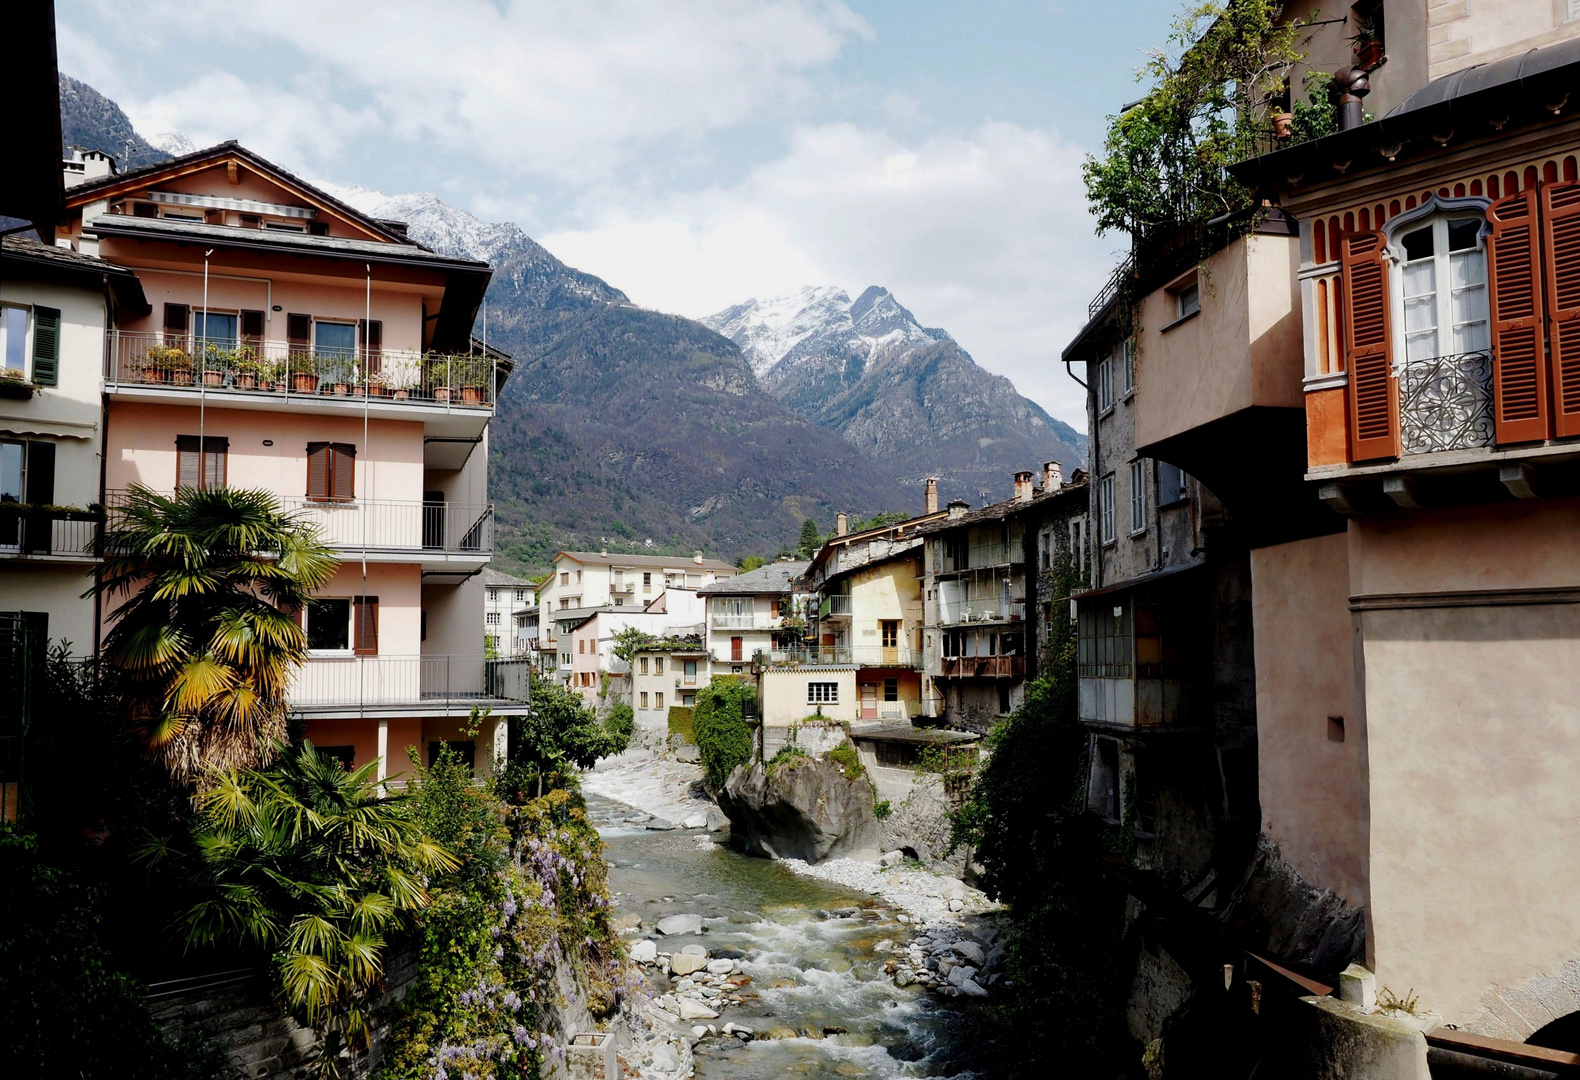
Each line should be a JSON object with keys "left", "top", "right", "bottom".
{"left": 716, "top": 756, "right": 880, "bottom": 863}
{"left": 705, "top": 806, "right": 730, "bottom": 832}
{"left": 958, "top": 978, "right": 989, "bottom": 997}
{"left": 630, "top": 939, "right": 658, "bottom": 964}
{"left": 682, "top": 812, "right": 709, "bottom": 829}
{"left": 646, "top": 817, "right": 678, "bottom": 831}
{"left": 764, "top": 1026, "right": 799, "bottom": 1040}
{"left": 680, "top": 944, "right": 709, "bottom": 957}
{"left": 691, "top": 1025, "right": 709, "bottom": 1038}
{"left": 676, "top": 997, "right": 719, "bottom": 1020}
{"left": 657, "top": 914, "right": 704, "bottom": 936}
{"left": 938, "top": 878, "right": 967, "bottom": 900}
{"left": 670, "top": 953, "right": 709, "bottom": 976}
{"left": 948, "top": 964, "right": 978, "bottom": 987}
{"left": 612, "top": 912, "right": 643, "bottom": 932}
{"left": 950, "top": 941, "right": 985, "bottom": 966}
{"left": 879, "top": 849, "right": 904, "bottom": 867}
{"left": 948, "top": 898, "right": 965, "bottom": 912}
{"left": 706, "top": 958, "right": 735, "bottom": 974}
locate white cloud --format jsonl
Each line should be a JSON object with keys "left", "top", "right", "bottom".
{"left": 543, "top": 121, "right": 1115, "bottom": 428}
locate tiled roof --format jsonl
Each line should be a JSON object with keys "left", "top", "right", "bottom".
{"left": 914, "top": 476, "right": 1089, "bottom": 536}
{"left": 482, "top": 568, "right": 539, "bottom": 588}
{"left": 555, "top": 550, "right": 737, "bottom": 572}
{"left": 698, "top": 561, "right": 809, "bottom": 595}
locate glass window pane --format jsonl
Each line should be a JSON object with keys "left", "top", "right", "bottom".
{"left": 307, "top": 598, "right": 351, "bottom": 651}
{"left": 0, "top": 441, "right": 22, "bottom": 501}
{"left": 3, "top": 308, "right": 27, "bottom": 374}
{"left": 193, "top": 312, "right": 238, "bottom": 350}
{"left": 1402, "top": 226, "right": 1434, "bottom": 262}
{"left": 1449, "top": 249, "right": 1485, "bottom": 289}
{"left": 314, "top": 322, "right": 357, "bottom": 358}
{"left": 1448, "top": 219, "right": 1480, "bottom": 252}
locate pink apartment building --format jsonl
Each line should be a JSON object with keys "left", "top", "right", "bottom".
{"left": 59, "top": 143, "right": 529, "bottom": 782}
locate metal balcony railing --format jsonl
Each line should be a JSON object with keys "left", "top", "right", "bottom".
{"left": 281, "top": 498, "right": 492, "bottom": 554}
{"left": 755, "top": 645, "right": 922, "bottom": 669}
{"left": 937, "top": 599, "right": 1019, "bottom": 624}
{"left": 710, "top": 613, "right": 781, "bottom": 630}
{"left": 106, "top": 331, "right": 502, "bottom": 409}
{"left": 819, "top": 595, "right": 852, "bottom": 618}
{"left": 0, "top": 505, "right": 102, "bottom": 559}
{"left": 1398, "top": 351, "right": 1495, "bottom": 455}
{"left": 289, "top": 655, "right": 531, "bottom": 708}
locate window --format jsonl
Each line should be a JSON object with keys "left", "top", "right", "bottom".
{"left": 1567, "top": 0, "right": 1580, "bottom": 23}
{"left": 639, "top": 656, "right": 649, "bottom": 674}
{"left": 682, "top": 692, "right": 696, "bottom": 707}
{"left": 488, "top": 589, "right": 499, "bottom": 602}
{"left": 0, "top": 439, "right": 56, "bottom": 550}
{"left": 881, "top": 620, "right": 899, "bottom": 649}
{"left": 998, "top": 683, "right": 1012, "bottom": 714}
{"left": 306, "top": 598, "right": 352, "bottom": 652}
{"left": 1158, "top": 462, "right": 1190, "bottom": 505}
{"left": 654, "top": 657, "right": 665, "bottom": 674}
{"left": 655, "top": 691, "right": 664, "bottom": 709}
{"left": 576, "top": 570, "right": 582, "bottom": 583}
{"left": 176, "top": 435, "right": 228, "bottom": 491}
{"left": 883, "top": 678, "right": 898, "bottom": 702}
{"left": 314, "top": 320, "right": 357, "bottom": 360}
{"left": 1096, "top": 349, "right": 1114, "bottom": 411}
{"left": 1077, "top": 602, "right": 1131, "bottom": 679}
{"left": 808, "top": 682, "right": 839, "bottom": 704}
{"left": 1175, "top": 280, "right": 1201, "bottom": 319}
{"left": 486, "top": 611, "right": 500, "bottom": 626}
{"left": 1099, "top": 474, "right": 1116, "bottom": 544}
{"left": 193, "top": 310, "right": 238, "bottom": 352}
{"left": 643, "top": 572, "right": 652, "bottom": 590}
{"left": 1087, "top": 736, "right": 1121, "bottom": 822}
{"left": 578, "top": 639, "right": 585, "bottom": 654}
{"left": 306, "top": 442, "right": 355, "bottom": 502}
{"left": 1120, "top": 340, "right": 1134, "bottom": 395}
{"left": 515, "top": 589, "right": 526, "bottom": 602}
{"left": 683, "top": 660, "right": 697, "bottom": 683}
{"left": 1129, "top": 461, "right": 1147, "bottom": 534}
{"left": 560, "top": 572, "right": 570, "bottom": 586}
{"left": 640, "top": 692, "right": 649, "bottom": 708}
{"left": 2, "top": 306, "right": 29, "bottom": 377}
{"left": 1397, "top": 216, "right": 1488, "bottom": 362}
{"left": 485, "top": 634, "right": 499, "bottom": 651}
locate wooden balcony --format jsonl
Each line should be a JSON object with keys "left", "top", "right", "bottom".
{"left": 937, "top": 655, "right": 1025, "bottom": 679}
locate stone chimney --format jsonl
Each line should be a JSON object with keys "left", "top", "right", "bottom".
{"left": 693, "top": 551, "right": 704, "bottom": 564}
{"left": 925, "top": 477, "right": 939, "bottom": 515}
{"left": 835, "top": 512, "right": 849, "bottom": 537}
{"left": 1043, "top": 461, "right": 1063, "bottom": 491}
{"left": 1014, "top": 470, "right": 1035, "bottom": 502}
{"left": 947, "top": 499, "right": 969, "bottom": 520}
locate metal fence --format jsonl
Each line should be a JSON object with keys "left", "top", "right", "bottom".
{"left": 106, "top": 331, "right": 501, "bottom": 408}
{"left": 0, "top": 508, "right": 101, "bottom": 559}
{"left": 290, "top": 655, "right": 532, "bottom": 707}
{"left": 281, "top": 498, "right": 492, "bottom": 553}
{"left": 1398, "top": 351, "right": 1495, "bottom": 455}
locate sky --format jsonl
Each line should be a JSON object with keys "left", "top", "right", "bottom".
{"left": 57, "top": 0, "right": 1187, "bottom": 431}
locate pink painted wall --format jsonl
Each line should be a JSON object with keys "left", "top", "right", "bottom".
{"left": 317, "top": 563, "right": 423, "bottom": 655}
{"left": 1250, "top": 531, "right": 1367, "bottom": 909}
{"left": 1350, "top": 497, "right": 1580, "bottom": 597}
{"left": 106, "top": 402, "right": 425, "bottom": 504}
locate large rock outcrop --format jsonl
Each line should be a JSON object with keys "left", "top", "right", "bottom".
{"left": 717, "top": 756, "right": 879, "bottom": 863}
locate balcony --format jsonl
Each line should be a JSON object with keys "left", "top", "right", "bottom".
{"left": 710, "top": 613, "right": 782, "bottom": 630}
{"left": 1397, "top": 352, "right": 1495, "bottom": 456}
{"left": 936, "top": 598, "right": 1019, "bottom": 625}
{"left": 0, "top": 505, "right": 102, "bottom": 562}
{"left": 289, "top": 655, "right": 531, "bottom": 717}
{"left": 938, "top": 655, "right": 1026, "bottom": 679}
{"left": 755, "top": 645, "right": 922, "bottom": 669}
{"left": 937, "top": 544, "right": 1022, "bottom": 573}
{"left": 819, "top": 595, "right": 852, "bottom": 618}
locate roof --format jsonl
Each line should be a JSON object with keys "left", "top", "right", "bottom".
{"left": 916, "top": 476, "right": 1090, "bottom": 537}
{"left": 698, "top": 560, "right": 809, "bottom": 595}
{"left": 1, "top": 236, "right": 150, "bottom": 316}
{"left": 1385, "top": 38, "right": 1580, "bottom": 117}
{"left": 850, "top": 724, "right": 982, "bottom": 746}
{"left": 554, "top": 550, "right": 738, "bottom": 572}
{"left": 482, "top": 568, "right": 538, "bottom": 588}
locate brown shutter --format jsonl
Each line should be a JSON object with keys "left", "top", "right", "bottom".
{"left": 287, "top": 314, "right": 311, "bottom": 347}
{"left": 1342, "top": 230, "right": 1398, "bottom": 460}
{"left": 176, "top": 435, "right": 201, "bottom": 489}
{"left": 241, "top": 309, "right": 265, "bottom": 348}
{"left": 203, "top": 437, "right": 228, "bottom": 490}
{"left": 164, "top": 303, "right": 189, "bottom": 339}
{"left": 306, "top": 442, "right": 330, "bottom": 500}
{"left": 1487, "top": 186, "right": 1550, "bottom": 443}
{"left": 1542, "top": 181, "right": 1580, "bottom": 437}
{"left": 354, "top": 596, "right": 379, "bottom": 656}
{"left": 359, "top": 319, "right": 383, "bottom": 374}
{"left": 331, "top": 444, "right": 356, "bottom": 502}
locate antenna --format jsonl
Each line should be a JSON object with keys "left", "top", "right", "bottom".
{"left": 122, "top": 136, "right": 134, "bottom": 169}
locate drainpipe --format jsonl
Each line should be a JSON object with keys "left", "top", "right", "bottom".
{"left": 1065, "top": 354, "right": 1100, "bottom": 589}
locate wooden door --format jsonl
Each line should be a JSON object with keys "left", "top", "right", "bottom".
{"left": 861, "top": 683, "right": 878, "bottom": 720}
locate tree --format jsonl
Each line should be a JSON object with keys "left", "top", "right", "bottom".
{"left": 95, "top": 485, "right": 338, "bottom": 783}
{"left": 738, "top": 555, "right": 766, "bottom": 572}
{"left": 611, "top": 625, "right": 655, "bottom": 664}
{"left": 692, "top": 677, "right": 757, "bottom": 790}
{"left": 794, "top": 518, "right": 822, "bottom": 559}
{"left": 501, "top": 677, "right": 633, "bottom": 799}
{"left": 851, "top": 511, "right": 909, "bottom": 533}
{"left": 148, "top": 743, "right": 458, "bottom": 1077}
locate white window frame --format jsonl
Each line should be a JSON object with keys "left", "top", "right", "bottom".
{"left": 1391, "top": 211, "right": 1490, "bottom": 366}
{"left": 1096, "top": 351, "right": 1114, "bottom": 412}
{"left": 1129, "top": 460, "right": 1147, "bottom": 535}
{"left": 305, "top": 597, "right": 354, "bottom": 656}
{"left": 1120, "top": 340, "right": 1134, "bottom": 396}
{"left": 1175, "top": 280, "right": 1201, "bottom": 320}
{"left": 1099, "top": 474, "right": 1116, "bottom": 545}
{"left": 808, "top": 681, "right": 840, "bottom": 705}
{"left": 486, "top": 611, "right": 500, "bottom": 626}
{"left": 1, "top": 304, "right": 33, "bottom": 382}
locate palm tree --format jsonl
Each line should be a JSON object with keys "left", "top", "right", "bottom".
{"left": 96, "top": 485, "right": 338, "bottom": 781}
{"left": 149, "top": 742, "right": 458, "bottom": 1076}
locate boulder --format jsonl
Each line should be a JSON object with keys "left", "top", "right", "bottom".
{"left": 676, "top": 997, "right": 718, "bottom": 1020}
{"left": 949, "top": 941, "right": 985, "bottom": 967}
{"left": 646, "top": 818, "right": 678, "bottom": 831}
{"left": 938, "top": 878, "right": 967, "bottom": 900}
{"left": 670, "top": 954, "right": 709, "bottom": 976}
{"left": 657, "top": 914, "right": 705, "bottom": 936}
{"left": 705, "top": 806, "right": 730, "bottom": 833}
{"left": 706, "top": 958, "right": 736, "bottom": 974}
{"left": 611, "top": 912, "right": 643, "bottom": 932}
{"left": 958, "top": 978, "right": 989, "bottom": 997}
{"left": 630, "top": 939, "right": 658, "bottom": 964}
{"left": 682, "top": 812, "right": 709, "bottom": 829}
{"left": 680, "top": 944, "right": 709, "bottom": 957}
{"left": 716, "top": 756, "right": 880, "bottom": 863}
{"left": 879, "top": 850, "right": 904, "bottom": 867}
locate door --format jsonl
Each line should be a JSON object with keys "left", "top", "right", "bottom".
{"left": 861, "top": 683, "right": 878, "bottom": 720}
{"left": 881, "top": 620, "right": 899, "bottom": 665}
{"left": 731, "top": 636, "right": 743, "bottom": 662}
{"left": 423, "top": 489, "right": 445, "bottom": 548}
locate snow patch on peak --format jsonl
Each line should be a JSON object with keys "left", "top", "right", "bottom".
{"left": 148, "top": 131, "right": 196, "bottom": 157}
{"left": 319, "top": 182, "right": 531, "bottom": 264}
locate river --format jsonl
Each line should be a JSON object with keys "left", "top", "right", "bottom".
{"left": 588, "top": 793, "right": 988, "bottom": 1079}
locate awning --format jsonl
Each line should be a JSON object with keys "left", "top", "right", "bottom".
{"left": 0, "top": 418, "right": 98, "bottom": 440}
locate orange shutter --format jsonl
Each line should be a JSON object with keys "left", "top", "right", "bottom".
{"left": 354, "top": 596, "right": 379, "bottom": 656}
{"left": 1542, "top": 182, "right": 1580, "bottom": 437}
{"left": 1342, "top": 230, "right": 1398, "bottom": 460}
{"left": 1487, "top": 187, "right": 1550, "bottom": 443}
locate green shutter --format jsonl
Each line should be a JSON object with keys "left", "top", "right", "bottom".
{"left": 30, "top": 306, "right": 59, "bottom": 386}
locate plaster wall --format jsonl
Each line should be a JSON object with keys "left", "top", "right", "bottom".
{"left": 758, "top": 668, "right": 857, "bottom": 728}
{"left": 421, "top": 578, "right": 484, "bottom": 658}
{"left": 1250, "top": 532, "right": 1367, "bottom": 910}
{"left": 844, "top": 556, "right": 923, "bottom": 666}
{"left": 1, "top": 564, "right": 97, "bottom": 654}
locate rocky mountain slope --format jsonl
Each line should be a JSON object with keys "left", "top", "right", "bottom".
{"left": 58, "top": 76, "right": 171, "bottom": 171}
{"left": 704, "top": 287, "right": 1086, "bottom": 500}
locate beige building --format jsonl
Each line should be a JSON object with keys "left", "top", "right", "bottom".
{"left": 630, "top": 642, "right": 710, "bottom": 732}
{"left": 698, "top": 559, "right": 807, "bottom": 676}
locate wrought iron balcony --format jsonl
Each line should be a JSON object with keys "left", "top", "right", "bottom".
{"left": 754, "top": 645, "right": 922, "bottom": 669}
{"left": 0, "top": 504, "right": 103, "bottom": 561}
{"left": 105, "top": 331, "right": 502, "bottom": 409}
{"left": 290, "top": 654, "right": 531, "bottom": 710}
{"left": 1398, "top": 351, "right": 1494, "bottom": 456}
{"left": 710, "top": 612, "right": 781, "bottom": 630}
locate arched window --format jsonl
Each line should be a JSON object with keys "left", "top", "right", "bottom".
{"left": 1395, "top": 213, "right": 1489, "bottom": 362}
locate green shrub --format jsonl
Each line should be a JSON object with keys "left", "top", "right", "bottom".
{"left": 692, "top": 677, "right": 757, "bottom": 790}
{"left": 828, "top": 743, "right": 865, "bottom": 781}
{"left": 667, "top": 706, "right": 695, "bottom": 744}
{"left": 874, "top": 799, "right": 892, "bottom": 819}
{"left": 767, "top": 744, "right": 809, "bottom": 776}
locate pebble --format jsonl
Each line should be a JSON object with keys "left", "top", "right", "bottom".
{"left": 676, "top": 998, "right": 719, "bottom": 1020}
{"left": 630, "top": 939, "right": 658, "bottom": 964}
{"left": 680, "top": 944, "right": 709, "bottom": 957}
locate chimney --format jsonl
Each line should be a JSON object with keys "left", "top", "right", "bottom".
{"left": 1014, "top": 470, "right": 1035, "bottom": 502}
{"left": 693, "top": 551, "right": 704, "bottom": 564}
{"left": 80, "top": 148, "right": 116, "bottom": 182}
{"left": 836, "top": 512, "right": 849, "bottom": 537}
{"left": 1043, "top": 461, "right": 1063, "bottom": 491}
{"left": 1330, "top": 66, "right": 1371, "bottom": 131}
{"left": 947, "top": 499, "right": 969, "bottom": 520}
{"left": 925, "top": 477, "right": 939, "bottom": 515}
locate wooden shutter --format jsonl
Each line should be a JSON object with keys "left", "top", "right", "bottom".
{"left": 1542, "top": 182, "right": 1580, "bottom": 437}
{"left": 1342, "top": 230, "right": 1399, "bottom": 460}
{"left": 177, "top": 435, "right": 226, "bottom": 490}
{"left": 203, "top": 437, "right": 228, "bottom": 490}
{"left": 286, "top": 313, "right": 311, "bottom": 347}
{"left": 177, "top": 435, "right": 201, "bottom": 489}
{"left": 163, "top": 302, "right": 189, "bottom": 339}
{"left": 1487, "top": 187, "right": 1550, "bottom": 443}
{"left": 30, "top": 306, "right": 59, "bottom": 386}
{"left": 353, "top": 596, "right": 379, "bottom": 656}
{"left": 359, "top": 319, "right": 382, "bottom": 374}
{"left": 241, "top": 309, "right": 265, "bottom": 348}
{"left": 331, "top": 444, "right": 355, "bottom": 502}
{"left": 306, "top": 442, "right": 330, "bottom": 500}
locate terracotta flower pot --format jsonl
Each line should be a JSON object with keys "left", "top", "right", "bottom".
{"left": 202, "top": 370, "right": 224, "bottom": 387}
{"left": 367, "top": 384, "right": 388, "bottom": 398}
{"left": 460, "top": 385, "right": 483, "bottom": 404}
{"left": 292, "top": 372, "right": 319, "bottom": 393}
{"left": 172, "top": 370, "right": 193, "bottom": 386}
{"left": 434, "top": 386, "right": 453, "bottom": 403}
{"left": 236, "top": 373, "right": 258, "bottom": 390}
{"left": 1272, "top": 111, "right": 1294, "bottom": 139}
{"left": 393, "top": 388, "right": 410, "bottom": 400}
{"left": 332, "top": 383, "right": 350, "bottom": 396}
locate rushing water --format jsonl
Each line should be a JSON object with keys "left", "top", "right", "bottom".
{"left": 588, "top": 793, "right": 984, "bottom": 1079}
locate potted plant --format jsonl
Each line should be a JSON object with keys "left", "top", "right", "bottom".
{"left": 233, "top": 347, "right": 260, "bottom": 390}
{"left": 1351, "top": 14, "right": 1384, "bottom": 69}
{"left": 288, "top": 352, "right": 319, "bottom": 393}
{"left": 166, "top": 350, "right": 195, "bottom": 386}
{"left": 142, "top": 344, "right": 188, "bottom": 383}
{"left": 366, "top": 371, "right": 390, "bottom": 398}
{"left": 428, "top": 357, "right": 454, "bottom": 402}
{"left": 0, "top": 368, "right": 34, "bottom": 399}
{"left": 458, "top": 358, "right": 487, "bottom": 404}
